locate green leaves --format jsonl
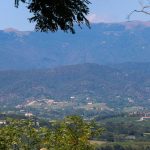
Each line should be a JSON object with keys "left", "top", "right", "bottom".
{"left": 0, "top": 116, "right": 103, "bottom": 150}
{"left": 15, "top": 0, "right": 91, "bottom": 33}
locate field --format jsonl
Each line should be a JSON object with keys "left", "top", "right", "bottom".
{"left": 93, "top": 141, "right": 150, "bottom": 149}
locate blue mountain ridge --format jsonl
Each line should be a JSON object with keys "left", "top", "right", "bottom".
{"left": 0, "top": 21, "right": 150, "bottom": 70}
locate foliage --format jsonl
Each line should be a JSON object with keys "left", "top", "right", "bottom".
{"left": 97, "top": 116, "right": 150, "bottom": 142}
{"left": 15, "top": 0, "right": 91, "bottom": 33}
{"left": 0, "top": 116, "right": 103, "bottom": 150}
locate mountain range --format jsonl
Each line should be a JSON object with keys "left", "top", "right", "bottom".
{"left": 1, "top": 21, "right": 150, "bottom": 109}
{"left": 0, "top": 63, "right": 150, "bottom": 108}
{"left": 0, "top": 21, "right": 150, "bottom": 70}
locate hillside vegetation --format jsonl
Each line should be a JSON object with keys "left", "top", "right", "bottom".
{"left": 0, "top": 63, "right": 150, "bottom": 109}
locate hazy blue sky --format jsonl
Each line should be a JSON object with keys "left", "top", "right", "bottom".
{"left": 0, "top": 0, "right": 150, "bottom": 30}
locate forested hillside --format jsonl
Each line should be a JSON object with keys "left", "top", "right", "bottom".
{"left": 0, "top": 63, "right": 150, "bottom": 108}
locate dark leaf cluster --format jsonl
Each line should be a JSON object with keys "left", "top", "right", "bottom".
{"left": 15, "top": 0, "right": 91, "bottom": 33}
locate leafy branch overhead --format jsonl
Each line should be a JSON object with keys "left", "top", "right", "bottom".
{"left": 15, "top": 0, "right": 91, "bottom": 33}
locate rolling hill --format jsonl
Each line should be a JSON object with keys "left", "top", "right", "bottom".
{"left": 0, "top": 63, "right": 150, "bottom": 108}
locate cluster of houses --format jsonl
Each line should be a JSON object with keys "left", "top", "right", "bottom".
{"left": 138, "top": 112, "right": 150, "bottom": 121}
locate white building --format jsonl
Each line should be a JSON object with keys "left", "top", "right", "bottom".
{"left": 25, "top": 112, "right": 33, "bottom": 117}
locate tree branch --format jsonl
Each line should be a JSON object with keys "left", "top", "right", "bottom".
{"left": 128, "top": 0, "right": 150, "bottom": 20}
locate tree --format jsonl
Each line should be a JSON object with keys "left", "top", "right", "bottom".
{"left": 0, "top": 116, "right": 103, "bottom": 150}
{"left": 15, "top": 0, "right": 91, "bottom": 33}
{"left": 0, "top": 118, "right": 41, "bottom": 149}
{"left": 42, "top": 116, "right": 103, "bottom": 150}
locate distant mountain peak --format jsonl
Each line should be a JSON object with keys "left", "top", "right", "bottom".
{"left": 4, "top": 27, "right": 19, "bottom": 32}
{"left": 3, "top": 28, "right": 30, "bottom": 37}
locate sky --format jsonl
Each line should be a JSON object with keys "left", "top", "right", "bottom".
{"left": 0, "top": 0, "right": 150, "bottom": 31}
